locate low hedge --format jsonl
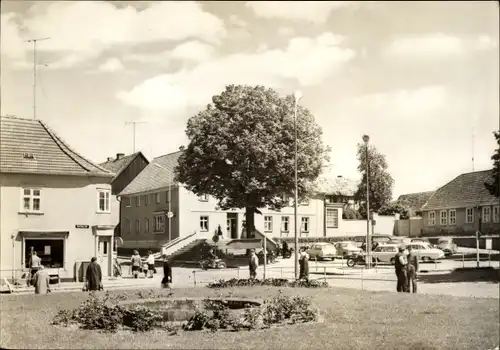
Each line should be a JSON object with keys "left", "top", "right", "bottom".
{"left": 207, "top": 278, "right": 329, "bottom": 289}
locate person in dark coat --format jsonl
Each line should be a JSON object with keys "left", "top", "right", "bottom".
{"left": 161, "top": 255, "right": 172, "bottom": 288}
{"left": 249, "top": 249, "right": 259, "bottom": 280}
{"left": 282, "top": 241, "right": 289, "bottom": 257}
{"left": 299, "top": 247, "right": 310, "bottom": 281}
{"left": 406, "top": 246, "right": 419, "bottom": 293}
{"left": 394, "top": 247, "right": 408, "bottom": 292}
{"left": 85, "top": 257, "right": 102, "bottom": 291}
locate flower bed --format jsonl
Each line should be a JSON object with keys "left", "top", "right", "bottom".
{"left": 207, "top": 278, "right": 329, "bottom": 289}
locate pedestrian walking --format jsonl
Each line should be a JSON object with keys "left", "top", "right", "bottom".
{"left": 33, "top": 265, "right": 51, "bottom": 294}
{"left": 146, "top": 250, "right": 155, "bottom": 278}
{"left": 406, "top": 246, "right": 419, "bottom": 293}
{"left": 85, "top": 257, "right": 103, "bottom": 291}
{"left": 249, "top": 249, "right": 259, "bottom": 280}
{"left": 131, "top": 250, "right": 142, "bottom": 279}
{"left": 394, "top": 247, "right": 408, "bottom": 292}
{"left": 161, "top": 255, "right": 172, "bottom": 289}
{"left": 28, "top": 250, "right": 42, "bottom": 287}
{"left": 299, "top": 247, "right": 310, "bottom": 281}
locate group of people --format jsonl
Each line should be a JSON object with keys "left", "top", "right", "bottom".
{"left": 248, "top": 246, "right": 310, "bottom": 280}
{"left": 130, "top": 250, "right": 172, "bottom": 287}
{"left": 394, "top": 246, "right": 419, "bottom": 293}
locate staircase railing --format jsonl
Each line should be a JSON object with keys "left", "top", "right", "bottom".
{"left": 158, "top": 231, "right": 199, "bottom": 258}
{"left": 254, "top": 229, "right": 277, "bottom": 250}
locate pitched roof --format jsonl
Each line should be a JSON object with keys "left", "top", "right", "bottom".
{"left": 119, "top": 151, "right": 182, "bottom": 195}
{"left": 311, "top": 174, "right": 359, "bottom": 196}
{"left": 397, "top": 191, "right": 435, "bottom": 212}
{"left": 99, "top": 152, "right": 147, "bottom": 180}
{"left": 0, "top": 116, "right": 114, "bottom": 178}
{"left": 422, "top": 170, "right": 497, "bottom": 211}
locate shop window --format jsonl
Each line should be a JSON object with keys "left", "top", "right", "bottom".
{"left": 25, "top": 239, "right": 64, "bottom": 269}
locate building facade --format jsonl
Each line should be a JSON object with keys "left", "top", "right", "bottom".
{"left": 0, "top": 116, "right": 116, "bottom": 281}
{"left": 118, "top": 152, "right": 360, "bottom": 250}
{"left": 421, "top": 170, "right": 499, "bottom": 236}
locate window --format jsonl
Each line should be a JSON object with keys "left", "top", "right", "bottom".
{"left": 144, "top": 195, "right": 149, "bottom": 206}
{"left": 144, "top": 218, "right": 150, "bottom": 233}
{"left": 21, "top": 188, "right": 42, "bottom": 212}
{"left": 449, "top": 210, "right": 456, "bottom": 225}
{"left": 153, "top": 215, "right": 164, "bottom": 233}
{"left": 264, "top": 216, "right": 272, "bottom": 232}
{"left": 165, "top": 190, "right": 170, "bottom": 203}
{"left": 97, "top": 189, "right": 110, "bottom": 213}
{"left": 123, "top": 197, "right": 131, "bottom": 207}
{"left": 482, "top": 207, "right": 491, "bottom": 223}
{"left": 300, "top": 198, "right": 310, "bottom": 206}
{"left": 493, "top": 206, "right": 500, "bottom": 223}
{"left": 25, "top": 239, "right": 64, "bottom": 269}
{"left": 465, "top": 208, "right": 474, "bottom": 224}
{"left": 135, "top": 196, "right": 140, "bottom": 207}
{"left": 156, "top": 193, "right": 161, "bottom": 204}
{"left": 301, "top": 217, "right": 310, "bottom": 233}
{"left": 199, "top": 194, "right": 208, "bottom": 202}
{"left": 200, "top": 216, "right": 209, "bottom": 231}
{"left": 281, "top": 216, "right": 290, "bottom": 232}
{"left": 124, "top": 219, "right": 131, "bottom": 235}
{"left": 135, "top": 219, "right": 140, "bottom": 234}
{"left": 326, "top": 208, "right": 339, "bottom": 228}
{"left": 440, "top": 210, "right": 447, "bottom": 225}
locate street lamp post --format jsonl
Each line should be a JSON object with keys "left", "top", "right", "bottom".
{"left": 362, "top": 134, "right": 371, "bottom": 269}
{"left": 293, "top": 90, "right": 302, "bottom": 280}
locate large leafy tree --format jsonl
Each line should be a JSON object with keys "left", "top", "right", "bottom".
{"left": 378, "top": 202, "right": 411, "bottom": 219}
{"left": 484, "top": 130, "right": 500, "bottom": 197}
{"left": 175, "top": 85, "right": 330, "bottom": 237}
{"left": 355, "top": 143, "right": 394, "bottom": 218}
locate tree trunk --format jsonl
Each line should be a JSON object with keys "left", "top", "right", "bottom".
{"left": 245, "top": 207, "right": 256, "bottom": 239}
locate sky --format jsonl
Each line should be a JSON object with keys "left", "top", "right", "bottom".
{"left": 1, "top": 1, "right": 499, "bottom": 199}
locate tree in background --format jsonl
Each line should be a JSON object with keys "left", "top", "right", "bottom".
{"left": 175, "top": 85, "right": 330, "bottom": 236}
{"left": 342, "top": 207, "right": 363, "bottom": 220}
{"left": 484, "top": 130, "right": 500, "bottom": 197}
{"left": 378, "top": 202, "right": 411, "bottom": 219}
{"left": 355, "top": 143, "right": 394, "bottom": 218}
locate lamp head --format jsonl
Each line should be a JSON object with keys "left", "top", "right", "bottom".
{"left": 362, "top": 134, "right": 370, "bottom": 143}
{"left": 293, "top": 90, "right": 303, "bottom": 101}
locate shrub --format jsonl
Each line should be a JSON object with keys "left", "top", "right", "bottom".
{"left": 242, "top": 307, "right": 263, "bottom": 330}
{"left": 183, "top": 310, "right": 211, "bottom": 331}
{"left": 135, "top": 289, "right": 173, "bottom": 299}
{"left": 75, "top": 292, "right": 125, "bottom": 332}
{"left": 52, "top": 309, "right": 77, "bottom": 326}
{"left": 207, "top": 278, "right": 328, "bottom": 289}
{"left": 123, "top": 305, "right": 163, "bottom": 332}
{"left": 262, "top": 291, "right": 318, "bottom": 326}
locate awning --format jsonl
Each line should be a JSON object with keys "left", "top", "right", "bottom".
{"left": 226, "top": 239, "right": 263, "bottom": 250}
{"left": 19, "top": 231, "right": 69, "bottom": 238}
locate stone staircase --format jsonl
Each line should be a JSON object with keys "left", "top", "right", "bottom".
{"left": 170, "top": 239, "right": 212, "bottom": 265}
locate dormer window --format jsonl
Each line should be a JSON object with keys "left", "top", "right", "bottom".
{"left": 199, "top": 194, "right": 208, "bottom": 202}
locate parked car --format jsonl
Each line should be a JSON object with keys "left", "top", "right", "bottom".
{"left": 307, "top": 243, "right": 337, "bottom": 261}
{"left": 411, "top": 237, "right": 439, "bottom": 249}
{"left": 436, "top": 237, "right": 458, "bottom": 256}
{"left": 406, "top": 242, "right": 445, "bottom": 262}
{"left": 335, "top": 241, "right": 363, "bottom": 257}
{"left": 369, "top": 244, "right": 401, "bottom": 265}
{"left": 390, "top": 236, "right": 412, "bottom": 246}
{"left": 361, "top": 235, "right": 394, "bottom": 251}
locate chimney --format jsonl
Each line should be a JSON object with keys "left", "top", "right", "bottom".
{"left": 116, "top": 153, "right": 125, "bottom": 160}
{"left": 107, "top": 157, "right": 114, "bottom": 161}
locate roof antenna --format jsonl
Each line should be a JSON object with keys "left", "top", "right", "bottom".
{"left": 25, "top": 37, "right": 50, "bottom": 120}
{"left": 125, "top": 121, "right": 148, "bottom": 153}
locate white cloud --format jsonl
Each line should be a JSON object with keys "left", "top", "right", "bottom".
{"left": 386, "top": 33, "right": 498, "bottom": 59}
{"left": 278, "top": 27, "right": 295, "bottom": 36}
{"left": 1, "top": 1, "right": 226, "bottom": 68}
{"left": 344, "top": 85, "right": 448, "bottom": 122}
{"left": 170, "top": 41, "right": 216, "bottom": 62}
{"left": 245, "top": 1, "right": 356, "bottom": 23}
{"left": 228, "top": 14, "right": 247, "bottom": 28}
{"left": 117, "top": 32, "right": 356, "bottom": 113}
{"left": 97, "top": 58, "right": 124, "bottom": 72}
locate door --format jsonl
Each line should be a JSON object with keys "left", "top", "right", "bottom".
{"left": 98, "top": 237, "right": 110, "bottom": 277}
{"left": 227, "top": 214, "right": 238, "bottom": 239}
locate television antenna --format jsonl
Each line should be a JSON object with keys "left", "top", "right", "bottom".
{"left": 25, "top": 37, "right": 50, "bottom": 120}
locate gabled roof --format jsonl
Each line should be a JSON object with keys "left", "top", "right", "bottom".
{"left": 311, "top": 174, "right": 359, "bottom": 197}
{"left": 99, "top": 152, "right": 148, "bottom": 180}
{"left": 0, "top": 116, "right": 114, "bottom": 178}
{"left": 397, "top": 191, "right": 435, "bottom": 212}
{"left": 119, "top": 151, "right": 182, "bottom": 196}
{"left": 422, "top": 170, "right": 497, "bottom": 211}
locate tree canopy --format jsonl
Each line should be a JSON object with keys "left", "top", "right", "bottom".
{"left": 484, "top": 130, "right": 499, "bottom": 197}
{"left": 355, "top": 143, "right": 394, "bottom": 218}
{"left": 378, "top": 202, "right": 411, "bottom": 219}
{"left": 175, "top": 85, "right": 330, "bottom": 235}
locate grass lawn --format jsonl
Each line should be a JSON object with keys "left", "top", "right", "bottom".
{"left": 1, "top": 286, "right": 498, "bottom": 350}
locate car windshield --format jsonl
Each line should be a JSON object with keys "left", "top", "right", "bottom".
{"left": 421, "top": 243, "right": 433, "bottom": 249}
{"left": 438, "top": 239, "right": 450, "bottom": 243}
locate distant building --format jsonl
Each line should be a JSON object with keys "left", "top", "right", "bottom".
{"left": 99, "top": 152, "right": 149, "bottom": 240}
{"left": 0, "top": 116, "right": 116, "bottom": 281}
{"left": 421, "top": 170, "right": 499, "bottom": 235}
{"left": 396, "top": 191, "right": 435, "bottom": 217}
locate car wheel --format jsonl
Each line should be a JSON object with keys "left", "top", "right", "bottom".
{"left": 390, "top": 257, "right": 395, "bottom": 265}
{"left": 347, "top": 258, "right": 356, "bottom": 267}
